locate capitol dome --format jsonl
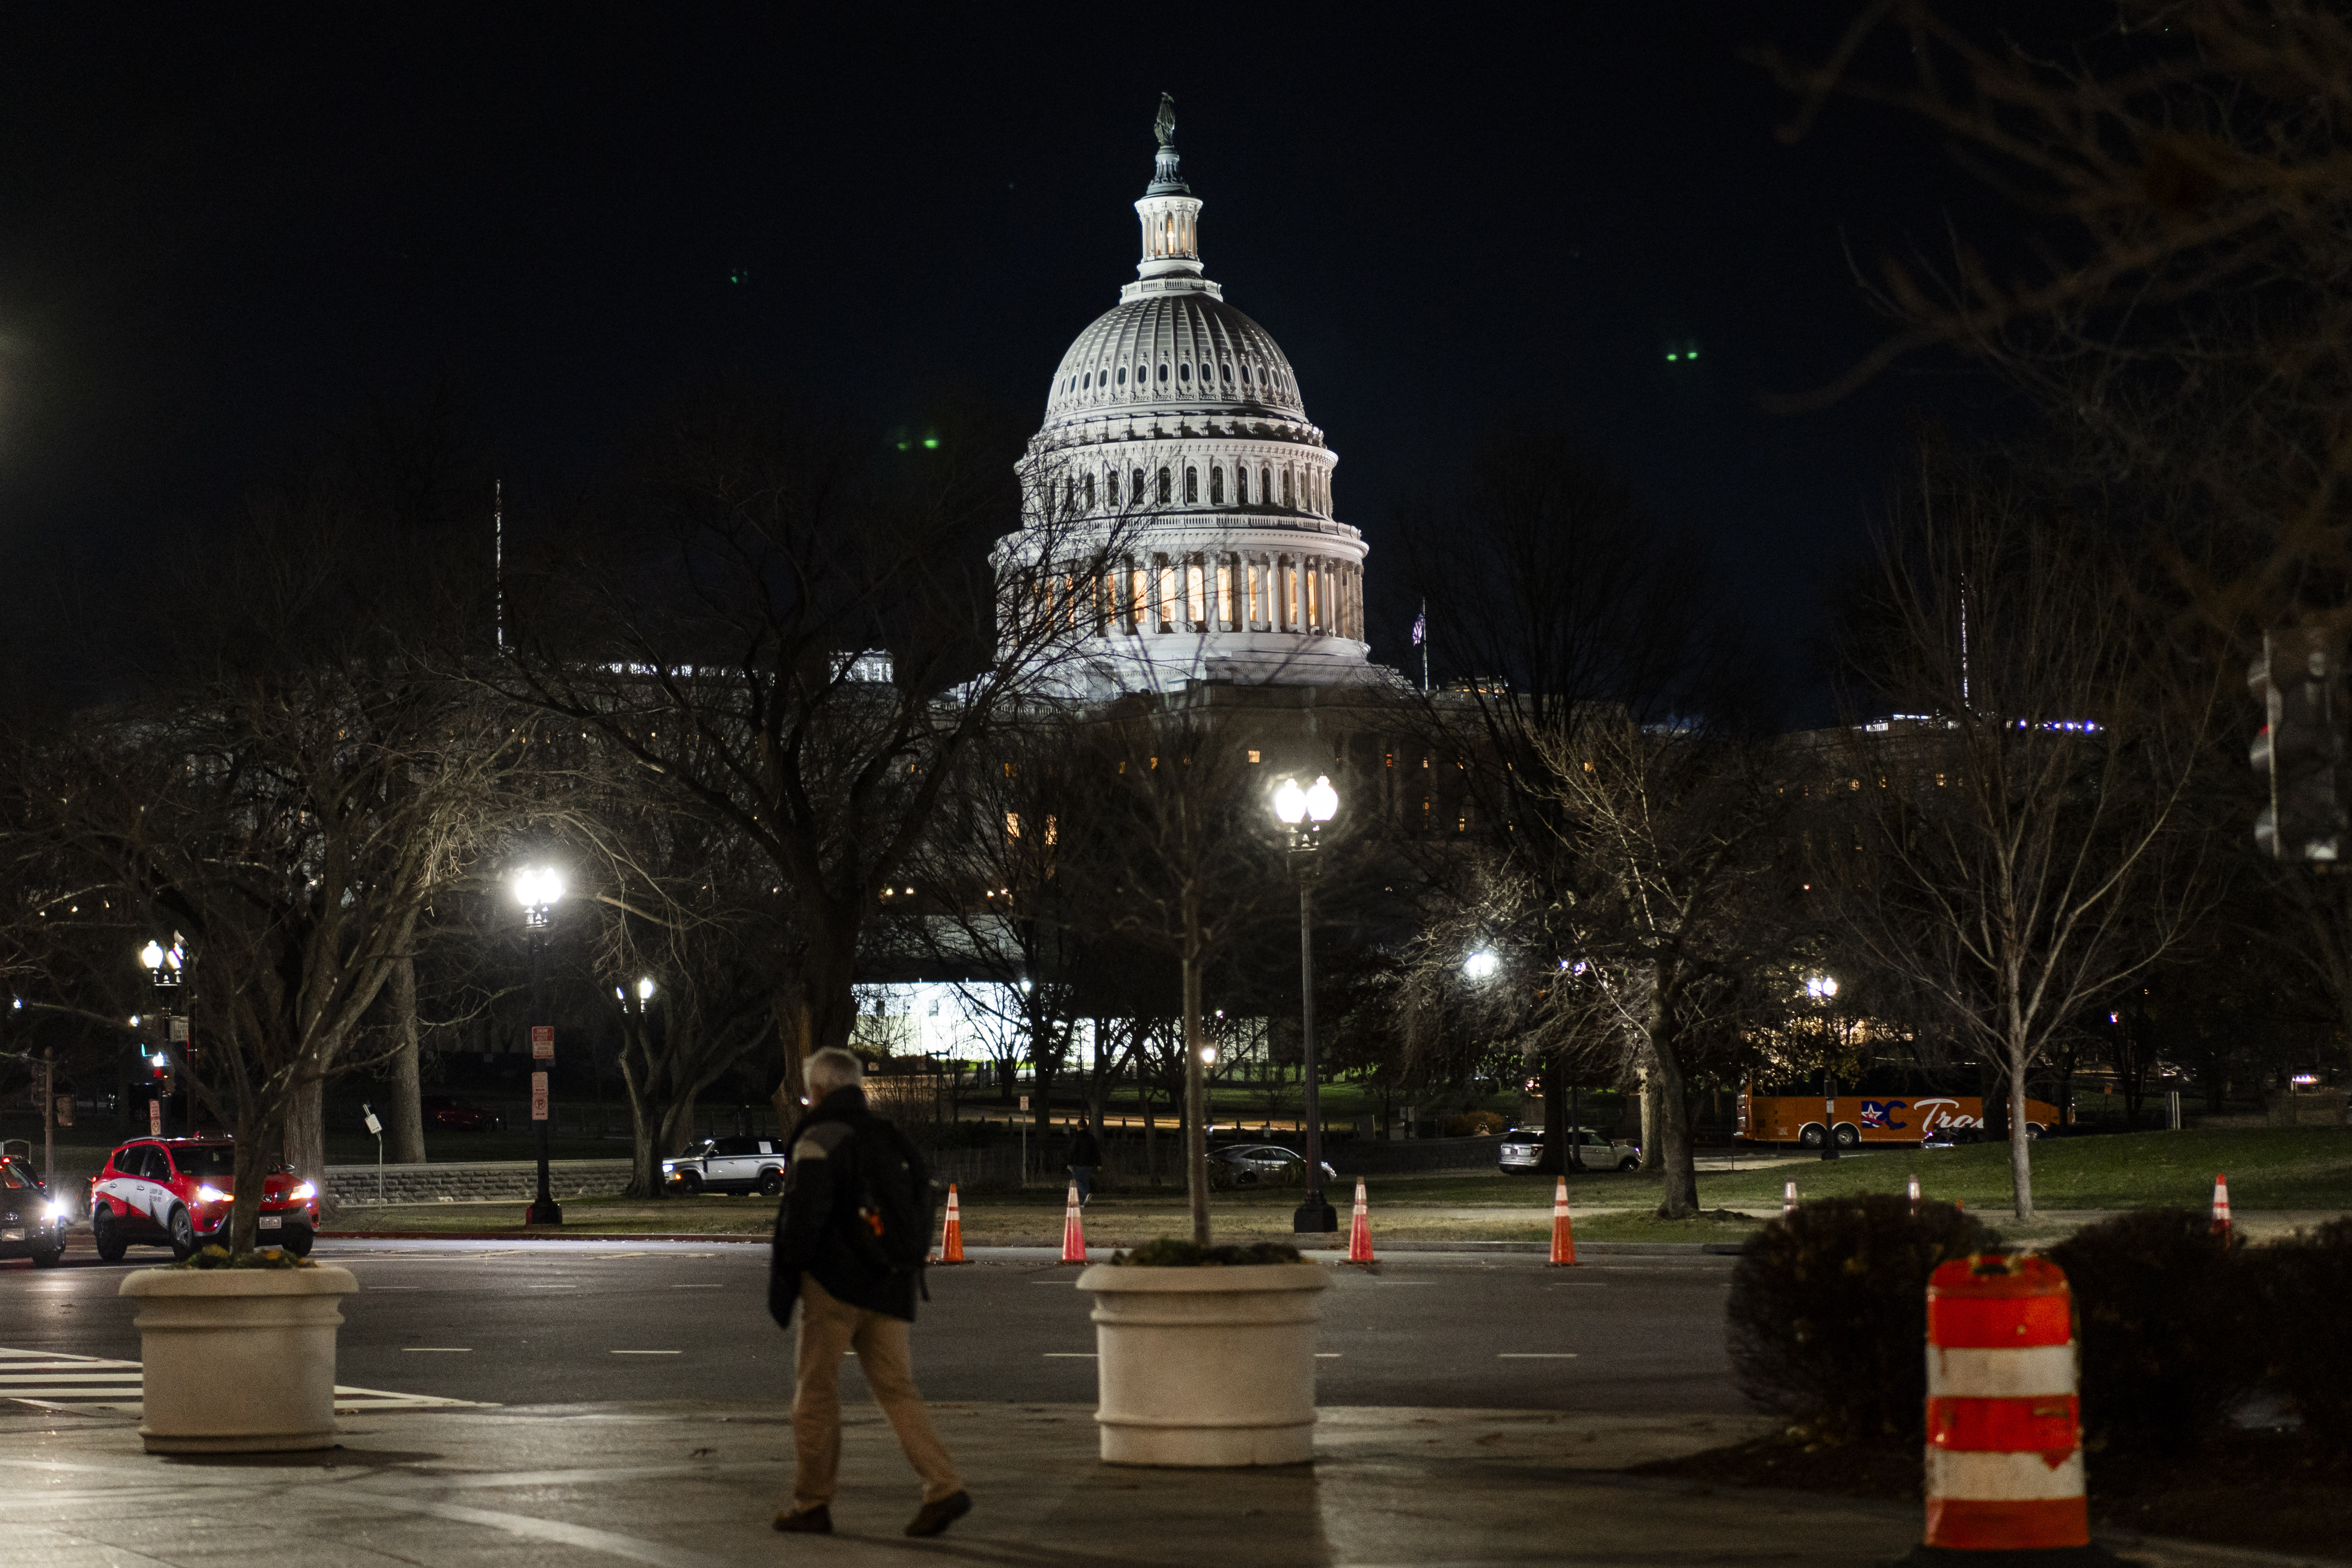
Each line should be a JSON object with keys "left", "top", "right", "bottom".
{"left": 1041, "top": 295, "right": 1306, "bottom": 429}
{"left": 995, "top": 96, "right": 1371, "bottom": 695}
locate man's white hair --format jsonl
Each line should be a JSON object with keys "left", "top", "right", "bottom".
{"left": 805, "top": 1047, "right": 865, "bottom": 1099}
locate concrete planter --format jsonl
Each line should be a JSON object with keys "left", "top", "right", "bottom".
{"left": 1075, "top": 1261, "right": 1330, "bottom": 1466}
{"left": 119, "top": 1265, "right": 359, "bottom": 1453}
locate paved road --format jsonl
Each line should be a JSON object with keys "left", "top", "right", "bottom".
{"left": 0, "top": 1236, "right": 1740, "bottom": 1414}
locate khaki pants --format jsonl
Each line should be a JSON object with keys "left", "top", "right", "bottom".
{"left": 790, "top": 1274, "right": 962, "bottom": 1512}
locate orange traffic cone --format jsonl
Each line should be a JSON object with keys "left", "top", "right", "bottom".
{"left": 1783, "top": 1179, "right": 1797, "bottom": 1217}
{"left": 1548, "top": 1176, "right": 1578, "bottom": 1266}
{"left": 2211, "top": 1172, "right": 2232, "bottom": 1240}
{"left": 1345, "top": 1178, "right": 1376, "bottom": 1264}
{"left": 934, "top": 1183, "right": 967, "bottom": 1265}
{"left": 1058, "top": 1181, "right": 1088, "bottom": 1265}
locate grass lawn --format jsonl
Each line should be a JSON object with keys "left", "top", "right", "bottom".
{"left": 319, "top": 1125, "right": 2351, "bottom": 1244}
{"left": 1689, "top": 1126, "right": 2352, "bottom": 1212}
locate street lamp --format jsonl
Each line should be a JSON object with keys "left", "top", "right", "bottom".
{"left": 1806, "top": 975, "right": 1841, "bottom": 1162}
{"left": 136, "top": 937, "right": 186, "bottom": 1138}
{"left": 1463, "top": 949, "right": 1500, "bottom": 980}
{"left": 1273, "top": 774, "right": 1341, "bottom": 1234}
{"left": 512, "top": 865, "right": 565, "bottom": 1225}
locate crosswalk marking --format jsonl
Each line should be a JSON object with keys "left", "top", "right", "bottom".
{"left": 0, "top": 1346, "right": 490, "bottom": 1415}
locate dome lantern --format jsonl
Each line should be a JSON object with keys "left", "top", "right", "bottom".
{"left": 1128, "top": 93, "right": 1212, "bottom": 302}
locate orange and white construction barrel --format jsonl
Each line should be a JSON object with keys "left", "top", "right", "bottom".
{"left": 1922, "top": 1252, "right": 2088, "bottom": 1554}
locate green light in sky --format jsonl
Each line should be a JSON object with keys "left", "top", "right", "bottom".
{"left": 1665, "top": 352, "right": 1679, "bottom": 361}
{"left": 922, "top": 437, "right": 940, "bottom": 450}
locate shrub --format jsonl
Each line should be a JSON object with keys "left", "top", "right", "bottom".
{"left": 176, "top": 1244, "right": 315, "bottom": 1270}
{"left": 2251, "top": 1217, "right": 2352, "bottom": 1452}
{"left": 1112, "top": 1239, "right": 1306, "bottom": 1267}
{"left": 1442, "top": 1111, "right": 1506, "bottom": 1137}
{"left": 2047, "top": 1209, "right": 2257, "bottom": 1453}
{"left": 1727, "top": 1194, "right": 1997, "bottom": 1443}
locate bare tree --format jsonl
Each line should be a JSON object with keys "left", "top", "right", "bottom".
{"left": 1390, "top": 429, "right": 1769, "bottom": 1141}
{"left": 900, "top": 712, "right": 1096, "bottom": 1136}
{"left": 1529, "top": 716, "right": 1794, "bottom": 1218}
{"left": 1081, "top": 703, "right": 1291, "bottom": 1241}
{"left": 505, "top": 386, "right": 1139, "bottom": 1126}
{"left": 573, "top": 780, "right": 791, "bottom": 1198}
{"left": 21, "top": 488, "right": 537, "bottom": 1248}
{"left": 1824, "top": 457, "right": 2222, "bottom": 1218}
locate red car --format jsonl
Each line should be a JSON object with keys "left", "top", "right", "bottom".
{"left": 421, "top": 1094, "right": 504, "bottom": 1132}
{"left": 88, "top": 1138, "right": 319, "bottom": 1261}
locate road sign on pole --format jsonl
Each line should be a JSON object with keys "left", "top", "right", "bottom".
{"left": 148, "top": 1100, "right": 162, "bottom": 1136}
{"left": 169, "top": 1017, "right": 190, "bottom": 1043}
{"left": 531, "top": 1072, "right": 550, "bottom": 1121}
{"left": 531, "top": 1026, "right": 555, "bottom": 1060}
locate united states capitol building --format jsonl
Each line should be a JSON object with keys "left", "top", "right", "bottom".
{"left": 993, "top": 95, "right": 1385, "bottom": 698}
{"left": 861, "top": 99, "right": 1428, "bottom": 1065}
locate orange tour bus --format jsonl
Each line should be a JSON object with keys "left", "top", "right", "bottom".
{"left": 1737, "top": 1071, "right": 2061, "bottom": 1150}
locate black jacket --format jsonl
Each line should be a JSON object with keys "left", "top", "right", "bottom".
{"left": 1068, "top": 1128, "right": 1102, "bottom": 1166}
{"left": 768, "top": 1087, "right": 919, "bottom": 1324}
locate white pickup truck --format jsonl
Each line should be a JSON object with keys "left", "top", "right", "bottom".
{"left": 661, "top": 1135, "right": 788, "bottom": 1196}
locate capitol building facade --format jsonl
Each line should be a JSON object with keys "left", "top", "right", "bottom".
{"left": 995, "top": 101, "right": 1376, "bottom": 696}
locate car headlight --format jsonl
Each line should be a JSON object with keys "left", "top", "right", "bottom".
{"left": 45, "top": 1201, "right": 68, "bottom": 1222}
{"left": 195, "top": 1185, "right": 229, "bottom": 1204}
{"left": 661, "top": 1162, "right": 674, "bottom": 1172}
{"left": 289, "top": 1182, "right": 316, "bottom": 1202}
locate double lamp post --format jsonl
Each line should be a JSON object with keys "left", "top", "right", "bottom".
{"left": 1272, "top": 774, "right": 1340, "bottom": 1236}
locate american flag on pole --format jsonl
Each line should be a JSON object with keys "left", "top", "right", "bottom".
{"left": 1411, "top": 601, "right": 1426, "bottom": 645}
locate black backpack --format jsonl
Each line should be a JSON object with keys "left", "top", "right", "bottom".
{"left": 844, "top": 1114, "right": 940, "bottom": 1294}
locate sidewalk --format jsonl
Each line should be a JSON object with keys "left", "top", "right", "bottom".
{"left": 0, "top": 1399, "right": 2331, "bottom": 1567}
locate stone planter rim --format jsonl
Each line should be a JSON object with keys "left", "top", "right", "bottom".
{"left": 1074, "top": 1262, "right": 1330, "bottom": 1294}
{"left": 121, "top": 1265, "right": 359, "bottom": 1299}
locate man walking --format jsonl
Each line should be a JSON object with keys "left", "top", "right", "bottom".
{"left": 1067, "top": 1115, "right": 1101, "bottom": 1206}
{"left": 770, "top": 1047, "right": 969, "bottom": 1538}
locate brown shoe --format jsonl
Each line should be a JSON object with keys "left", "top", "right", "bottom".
{"left": 904, "top": 1491, "right": 971, "bottom": 1538}
{"left": 773, "top": 1505, "right": 832, "bottom": 1534}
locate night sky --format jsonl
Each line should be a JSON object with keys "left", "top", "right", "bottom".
{"left": 0, "top": 5, "right": 2013, "bottom": 719}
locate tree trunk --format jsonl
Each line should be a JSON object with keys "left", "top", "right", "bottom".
{"left": 1537, "top": 1060, "right": 1569, "bottom": 1174}
{"left": 282, "top": 1071, "right": 330, "bottom": 1222}
{"left": 1182, "top": 895, "right": 1210, "bottom": 1245}
{"left": 617, "top": 1042, "right": 663, "bottom": 1200}
{"left": 388, "top": 952, "right": 428, "bottom": 1164}
{"left": 1142, "top": 1082, "right": 1158, "bottom": 1185}
{"left": 1647, "top": 1030, "right": 1701, "bottom": 1219}
{"left": 1639, "top": 1068, "right": 1663, "bottom": 1172}
{"left": 2007, "top": 1043, "right": 2036, "bottom": 1221}
{"left": 230, "top": 1097, "right": 292, "bottom": 1256}
{"left": 769, "top": 988, "right": 814, "bottom": 1133}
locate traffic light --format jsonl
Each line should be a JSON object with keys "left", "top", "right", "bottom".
{"left": 2250, "top": 625, "right": 2347, "bottom": 862}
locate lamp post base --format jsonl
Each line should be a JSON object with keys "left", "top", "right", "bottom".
{"left": 1291, "top": 1196, "right": 1337, "bottom": 1235}
{"left": 524, "top": 1198, "right": 564, "bottom": 1226}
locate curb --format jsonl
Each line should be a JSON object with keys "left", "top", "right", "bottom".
{"left": 321, "top": 1230, "right": 769, "bottom": 1244}
{"left": 316, "top": 1231, "right": 1743, "bottom": 1256}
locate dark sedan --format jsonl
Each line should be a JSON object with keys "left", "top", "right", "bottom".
{"left": 0, "top": 1157, "right": 68, "bottom": 1266}
{"left": 1208, "top": 1143, "right": 1338, "bottom": 1190}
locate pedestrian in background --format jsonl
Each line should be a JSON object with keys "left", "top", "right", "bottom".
{"left": 1068, "top": 1115, "right": 1101, "bottom": 1206}
{"left": 769, "top": 1047, "right": 969, "bottom": 1539}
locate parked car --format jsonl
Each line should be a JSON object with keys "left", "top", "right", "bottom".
{"left": 87, "top": 1138, "right": 320, "bottom": 1261}
{"left": 1498, "top": 1126, "right": 1642, "bottom": 1174}
{"left": 420, "top": 1094, "right": 504, "bottom": 1132}
{"left": 1207, "top": 1143, "right": 1339, "bottom": 1190}
{"left": 0, "top": 1157, "right": 68, "bottom": 1266}
{"left": 662, "top": 1136, "right": 788, "bottom": 1196}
